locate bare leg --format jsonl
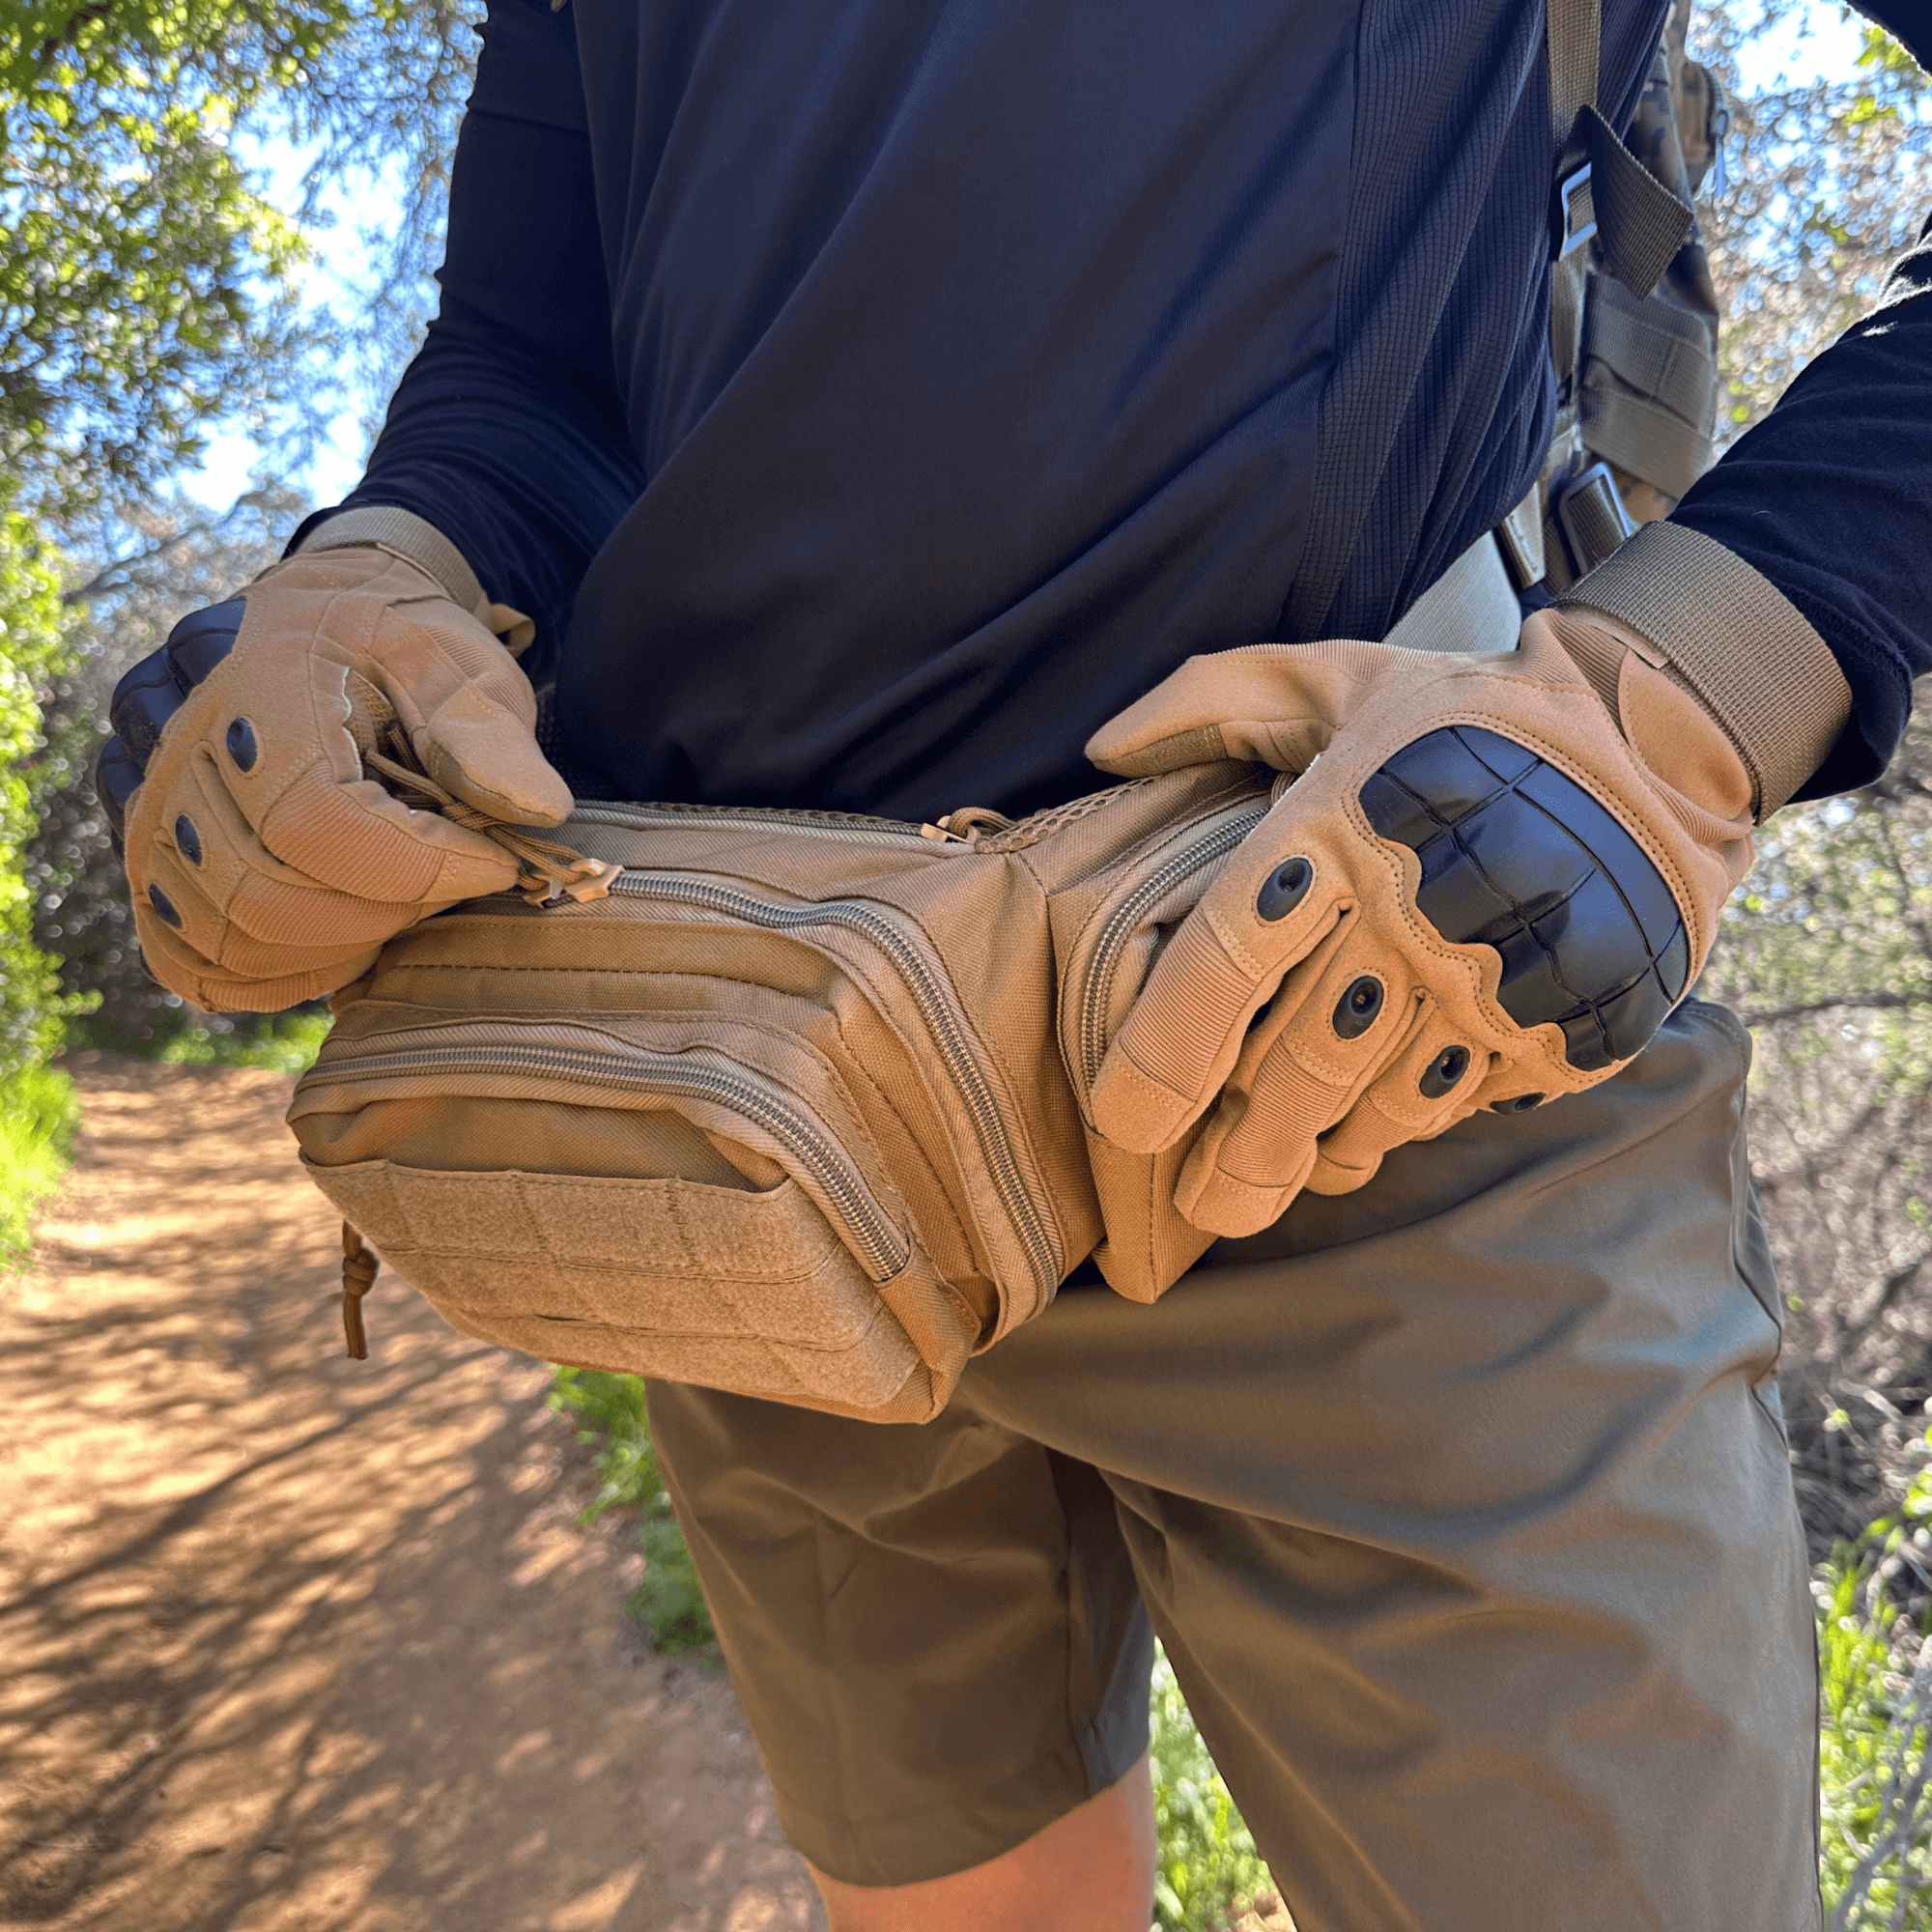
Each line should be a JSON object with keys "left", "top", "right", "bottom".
{"left": 810, "top": 1751, "right": 1156, "bottom": 1932}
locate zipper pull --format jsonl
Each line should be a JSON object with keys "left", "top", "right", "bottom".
{"left": 341, "top": 1222, "right": 379, "bottom": 1359}
{"left": 519, "top": 856, "right": 623, "bottom": 907}
{"left": 921, "top": 806, "right": 1014, "bottom": 845}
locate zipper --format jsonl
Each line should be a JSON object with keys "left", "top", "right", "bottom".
{"left": 571, "top": 801, "right": 934, "bottom": 844}
{"left": 1077, "top": 805, "right": 1268, "bottom": 1092}
{"left": 606, "top": 869, "right": 1064, "bottom": 1295}
{"left": 301, "top": 1033, "right": 910, "bottom": 1283}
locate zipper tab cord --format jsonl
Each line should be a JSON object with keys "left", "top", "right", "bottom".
{"left": 341, "top": 1222, "right": 379, "bottom": 1358}
{"left": 367, "top": 722, "right": 622, "bottom": 906}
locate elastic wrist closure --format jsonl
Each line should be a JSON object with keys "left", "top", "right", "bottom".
{"left": 1559, "top": 522, "right": 1851, "bottom": 820}
{"left": 295, "top": 506, "right": 489, "bottom": 620}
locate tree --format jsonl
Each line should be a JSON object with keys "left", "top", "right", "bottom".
{"left": 1, "top": 3, "right": 481, "bottom": 1208}
{"left": 0, "top": 2, "right": 480, "bottom": 514}
{"left": 1682, "top": 1, "right": 1932, "bottom": 1544}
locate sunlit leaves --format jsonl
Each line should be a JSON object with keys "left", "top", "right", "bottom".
{"left": 0, "top": 1, "right": 481, "bottom": 515}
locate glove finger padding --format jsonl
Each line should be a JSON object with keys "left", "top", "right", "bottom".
{"left": 119, "top": 546, "right": 571, "bottom": 1013}
{"left": 1085, "top": 611, "right": 1751, "bottom": 1237}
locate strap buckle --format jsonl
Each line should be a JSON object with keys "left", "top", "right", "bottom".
{"left": 1550, "top": 159, "right": 1597, "bottom": 261}
{"left": 1551, "top": 459, "right": 1635, "bottom": 579}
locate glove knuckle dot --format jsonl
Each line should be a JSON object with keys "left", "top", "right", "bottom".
{"left": 226, "top": 717, "right": 259, "bottom": 772}
{"left": 1331, "top": 974, "right": 1384, "bottom": 1039}
{"left": 1492, "top": 1092, "right": 1546, "bottom": 1113}
{"left": 1360, "top": 724, "right": 1688, "bottom": 1071}
{"left": 147, "top": 884, "right": 184, "bottom": 929}
{"left": 1256, "top": 855, "right": 1314, "bottom": 922}
{"left": 1418, "top": 1043, "right": 1470, "bottom": 1098}
{"left": 174, "top": 814, "right": 203, "bottom": 866}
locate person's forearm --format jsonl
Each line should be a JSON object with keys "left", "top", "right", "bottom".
{"left": 291, "top": 0, "right": 643, "bottom": 644}
{"left": 303, "top": 295, "right": 644, "bottom": 642}
{"left": 1669, "top": 213, "right": 1932, "bottom": 800}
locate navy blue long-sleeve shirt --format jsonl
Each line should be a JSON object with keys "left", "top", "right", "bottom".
{"left": 313, "top": 0, "right": 1932, "bottom": 820}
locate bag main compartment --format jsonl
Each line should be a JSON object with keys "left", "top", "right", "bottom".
{"left": 289, "top": 761, "right": 1268, "bottom": 1419}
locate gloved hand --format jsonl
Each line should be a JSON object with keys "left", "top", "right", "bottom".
{"left": 1083, "top": 531, "right": 1842, "bottom": 1239}
{"left": 97, "top": 527, "right": 572, "bottom": 1013}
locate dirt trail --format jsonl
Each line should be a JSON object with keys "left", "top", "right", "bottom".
{"left": 0, "top": 1056, "right": 827, "bottom": 1932}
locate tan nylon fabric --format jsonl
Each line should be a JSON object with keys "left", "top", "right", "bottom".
{"left": 1081, "top": 612, "right": 1753, "bottom": 1234}
{"left": 297, "top": 506, "right": 489, "bottom": 616}
{"left": 1561, "top": 522, "right": 1853, "bottom": 816}
{"left": 288, "top": 760, "right": 1273, "bottom": 1420}
{"left": 124, "top": 545, "right": 572, "bottom": 1013}
{"left": 1576, "top": 102, "right": 1696, "bottom": 300}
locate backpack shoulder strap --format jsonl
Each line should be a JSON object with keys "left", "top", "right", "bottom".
{"left": 1546, "top": 0, "right": 1694, "bottom": 299}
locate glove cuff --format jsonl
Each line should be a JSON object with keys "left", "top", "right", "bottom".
{"left": 1557, "top": 521, "right": 1850, "bottom": 821}
{"left": 295, "top": 506, "right": 489, "bottom": 620}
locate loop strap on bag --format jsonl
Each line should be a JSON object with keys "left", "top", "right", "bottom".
{"left": 1548, "top": 0, "right": 1695, "bottom": 299}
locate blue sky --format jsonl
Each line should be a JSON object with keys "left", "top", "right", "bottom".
{"left": 176, "top": 0, "right": 1884, "bottom": 515}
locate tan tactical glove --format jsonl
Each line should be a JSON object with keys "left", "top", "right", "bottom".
{"left": 97, "top": 511, "right": 573, "bottom": 1013}
{"left": 1084, "top": 524, "right": 1851, "bottom": 1238}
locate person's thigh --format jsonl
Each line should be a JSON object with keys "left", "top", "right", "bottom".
{"left": 968, "top": 998, "right": 1819, "bottom": 1932}
{"left": 642, "top": 1371, "right": 1155, "bottom": 1887}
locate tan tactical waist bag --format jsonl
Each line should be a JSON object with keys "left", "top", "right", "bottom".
{"left": 289, "top": 758, "right": 1272, "bottom": 1421}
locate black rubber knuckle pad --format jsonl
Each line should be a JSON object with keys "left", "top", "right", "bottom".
{"left": 165, "top": 599, "right": 246, "bottom": 689}
{"left": 1358, "top": 724, "right": 1689, "bottom": 1071}
{"left": 226, "top": 717, "right": 259, "bottom": 771}
{"left": 94, "top": 735, "right": 143, "bottom": 848}
{"left": 107, "top": 648, "right": 188, "bottom": 768}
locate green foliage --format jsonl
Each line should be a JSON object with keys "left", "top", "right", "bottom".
{"left": 1697, "top": 4, "right": 1928, "bottom": 444}
{"left": 1815, "top": 1437, "right": 1932, "bottom": 1928}
{"left": 0, "top": 3, "right": 483, "bottom": 513}
{"left": 547, "top": 1367, "right": 718, "bottom": 1657}
{"left": 150, "top": 1007, "right": 332, "bottom": 1073}
{"left": 0, "top": 1057, "right": 78, "bottom": 1265}
{"left": 1, "top": 5, "right": 313, "bottom": 509}
{"left": 1150, "top": 1648, "right": 1272, "bottom": 1930}
{"left": 0, "top": 498, "right": 91, "bottom": 1261}
{"left": 0, "top": 501, "right": 92, "bottom": 1081}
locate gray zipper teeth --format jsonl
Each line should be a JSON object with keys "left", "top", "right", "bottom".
{"left": 610, "top": 869, "right": 1063, "bottom": 1294}
{"left": 571, "top": 802, "right": 931, "bottom": 843}
{"left": 302, "top": 1039, "right": 909, "bottom": 1283}
{"left": 1079, "top": 807, "right": 1269, "bottom": 1091}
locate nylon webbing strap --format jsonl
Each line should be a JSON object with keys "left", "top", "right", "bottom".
{"left": 1583, "top": 272, "right": 1717, "bottom": 424}
{"left": 1560, "top": 523, "right": 1852, "bottom": 817}
{"left": 1578, "top": 381, "right": 1712, "bottom": 498}
{"left": 1546, "top": 0, "right": 1694, "bottom": 299}
{"left": 1548, "top": 0, "right": 1599, "bottom": 156}
{"left": 1577, "top": 105, "right": 1696, "bottom": 298}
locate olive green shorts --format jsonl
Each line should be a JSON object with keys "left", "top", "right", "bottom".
{"left": 645, "top": 1002, "right": 1821, "bottom": 1931}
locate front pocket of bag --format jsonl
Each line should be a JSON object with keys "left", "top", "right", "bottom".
{"left": 290, "top": 1015, "right": 975, "bottom": 1421}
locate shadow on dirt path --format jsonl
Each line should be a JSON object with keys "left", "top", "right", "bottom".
{"left": 0, "top": 1055, "right": 827, "bottom": 1932}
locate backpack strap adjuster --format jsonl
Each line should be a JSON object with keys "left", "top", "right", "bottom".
{"left": 1551, "top": 159, "right": 1598, "bottom": 261}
